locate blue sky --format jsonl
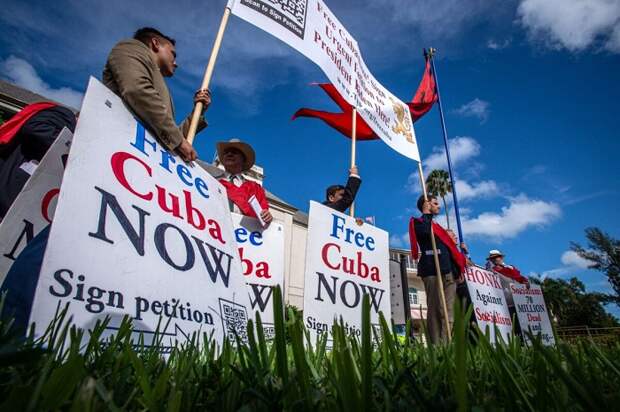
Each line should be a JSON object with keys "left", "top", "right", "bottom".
{"left": 2, "top": 0, "right": 619, "bottom": 317}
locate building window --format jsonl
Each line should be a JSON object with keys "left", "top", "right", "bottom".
{"left": 408, "top": 288, "right": 418, "bottom": 305}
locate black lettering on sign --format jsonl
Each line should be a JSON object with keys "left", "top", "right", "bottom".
{"left": 88, "top": 186, "right": 150, "bottom": 255}
{"left": 247, "top": 283, "right": 273, "bottom": 312}
{"left": 3, "top": 219, "right": 34, "bottom": 261}
{"left": 154, "top": 223, "right": 194, "bottom": 271}
{"left": 192, "top": 235, "right": 233, "bottom": 287}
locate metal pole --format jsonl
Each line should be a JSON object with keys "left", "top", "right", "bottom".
{"left": 350, "top": 108, "right": 357, "bottom": 217}
{"left": 427, "top": 48, "right": 465, "bottom": 246}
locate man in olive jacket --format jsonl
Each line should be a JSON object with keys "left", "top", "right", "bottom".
{"left": 103, "top": 27, "right": 211, "bottom": 162}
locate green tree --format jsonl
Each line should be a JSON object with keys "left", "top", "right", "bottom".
{"left": 426, "top": 169, "right": 452, "bottom": 229}
{"left": 571, "top": 227, "right": 620, "bottom": 304}
{"left": 531, "top": 276, "right": 618, "bottom": 328}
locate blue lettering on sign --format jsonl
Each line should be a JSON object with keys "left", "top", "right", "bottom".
{"left": 329, "top": 213, "right": 375, "bottom": 251}
{"left": 130, "top": 123, "right": 209, "bottom": 199}
{"left": 235, "top": 227, "right": 263, "bottom": 246}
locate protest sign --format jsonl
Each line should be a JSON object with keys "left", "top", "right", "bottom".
{"left": 303, "top": 201, "right": 390, "bottom": 344}
{"left": 465, "top": 265, "right": 513, "bottom": 343}
{"left": 29, "top": 78, "right": 250, "bottom": 352}
{"left": 228, "top": 0, "right": 420, "bottom": 161}
{"left": 510, "top": 283, "right": 556, "bottom": 346}
{"left": 231, "top": 212, "right": 284, "bottom": 339}
{"left": 0, "top": 128, "right": 72, "bottom": 285}
{"left": 389, "top": 259, "right": 407, "bottom": 325}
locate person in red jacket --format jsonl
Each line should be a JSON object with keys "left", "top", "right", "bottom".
{"left": 486, "top": 249, "right": 528, "bottom": 337}
{"left": 486, "top": 249, "right": 529, "bottom": 285}
{"left": 199, "top": 139, "right": 272, "bottom": 224}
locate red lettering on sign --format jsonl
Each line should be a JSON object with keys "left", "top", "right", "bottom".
{"left": 40, "top": 188, "right": 60, "bottom": 223}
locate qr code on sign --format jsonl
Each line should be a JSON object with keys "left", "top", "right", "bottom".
{"left": 219, "top": 298, "right": 248, "bottom": 343}
{"left": 241, "top": 0, "right": 308, "bottom": 39}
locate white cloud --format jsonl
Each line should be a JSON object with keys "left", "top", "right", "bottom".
{"left": 454, "top": 98, "right": 490, "bottom": 123}
{"left": 517, "top": 0, "right": 620, "bottom": 53}
{"left": 389, "top": 233, "right": 410, "bottom": 248}
{"left": 606, "top": 23, "right": 620, "bottom": 51}
{"left": 462, "top": 194, "right": 561, "bottom": 240}
{"left": 407, "top": 137, "right": 500, "bottom": 201}
{"left": 487, "top": 38, "right": 511, "bottom": 49}
{"left": 0, "top": 56, "right": 83, "bottom": 108}
{"left": 423, "top": 136, "right": 481, "bottom": 173}
{"left": 539, "top": 250, "right": 594, "bottom": 279}
{"left": 455, "top": 179, "right": 499, "bottom": 200}
{"left": 560, "top": 250, "right": 592, "bottom": 269}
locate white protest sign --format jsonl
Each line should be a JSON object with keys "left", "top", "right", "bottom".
{"left": 232, "top": 212, "right": 284, "bottom": 339}
{"left": 303, "top": 201, "right": 390, "bottom": 343}
{"left": 0, "top": 128, "right": 72, "bottom": 285}
{"left": 465, "top": 266, "right": 513, "bottom": 343}
{"left": 29, "top": 78, "right": 250, "bottom": 352}
{"left": 510, "top": 283, "right": 555, "bottom": 346}
{"left": 228, "top": 0, "right": 420, "bottom": 161}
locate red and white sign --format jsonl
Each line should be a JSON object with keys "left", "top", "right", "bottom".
{"left": 29, "top": 78, "right": 250, "bottom": 351}
{"left": 465, "top": 265, "right": 513, "bottom": 343}
{"left": 0, "top": 128, "right": 72, "bottom": 285}
{"left": 228, "top": 0, "right": 420, "bottom": 161}
{"left": 303, "top": 201, "right": 390, "bottom": 344}
{"left": 510, "top": 283, "right": 555, "bottom": 346}
{"left": 232, "top": 212, "right": 284, "bottom": 339}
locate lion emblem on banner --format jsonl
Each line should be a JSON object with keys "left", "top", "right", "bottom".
{"left": 389, "top": 97, "right": 414, "bottom": 143}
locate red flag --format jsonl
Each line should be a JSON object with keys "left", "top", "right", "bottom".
{"left": 408, "top": 56, "right": 438, "bottom": 122}
{"left": 293, "top": 57, "right": 437, "bottom": 137}
{"left": 0, "top": 102, "right": 57, "bottom": 145}
{"left": 291, "top": 84, "right": 378, "bottom": 140}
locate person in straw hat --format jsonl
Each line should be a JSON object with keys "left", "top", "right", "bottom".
{"left": 199, "top": 139, "right": 272, "bottom": 224}
{"left": 485, "top": 250, "right": 528, "bottom": 285}
{"left": 486, "top": 249, "right": 528, "bottom": 336}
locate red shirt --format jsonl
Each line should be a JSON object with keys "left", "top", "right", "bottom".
{"left": 218, "top": 179, "right": 269, "bottom": 218}
{"left": 493, "top": 264, "right": 528, "bottom": 284}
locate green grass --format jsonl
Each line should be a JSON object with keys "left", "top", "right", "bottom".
{"left": 0, "top": 289, "right": 619, "bottom": 411}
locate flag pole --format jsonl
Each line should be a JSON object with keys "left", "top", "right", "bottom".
{"left": 417, "top": 162, "right": 452, "bottom": 340}
{"left": 349, "top": 108, "right": 357, "bottom": 217}
{"left": 186, "top": 6, "right": 232, "bottom": 144}
{"left": 426, "top": 48, "right": 465, "bottom": 247}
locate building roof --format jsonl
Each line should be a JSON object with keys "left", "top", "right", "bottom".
{"left": 0, "top": 79, "right": 78, "bottom": 114}
{"left": 0, "top": 79, "right": 50, "bottom": 108}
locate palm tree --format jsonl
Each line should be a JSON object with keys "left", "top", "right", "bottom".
{"left": 425, "top": 169, "right": 452, "bottom": 229}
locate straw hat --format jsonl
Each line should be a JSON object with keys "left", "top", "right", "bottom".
{"left": 487, "top": 249, "right": 505, "bottom": 260}
{"left": 216, "top": 138, "right": 255, "bottom": 171}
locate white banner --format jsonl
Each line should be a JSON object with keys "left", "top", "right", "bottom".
{"left": 228, "top": 0, "right": 420, "bottom": 161}
{"left": 465, "top": 266, "right": 513, "bottom": 343}
{"left": 29, "top": 78, "right": 250, "bottom": 352}
{"left": 511, "top": 283, "right": 555, "bottom": 346}
{"left": 303, "top": 201, "right": 390, "bottom": 344}
{"left": 0, "top": 128, "right": 72, "bottom": 285}
{"left": 232, "top": 212, "right": 284, "bottom": 339}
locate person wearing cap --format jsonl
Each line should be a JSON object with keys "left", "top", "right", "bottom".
{"left": 199, "top": 139, "right": 273, "bottom": 224}
{"left": 323, "top": 166, "right": 362, "bottom": 213}
{"left": 408, "top": 195, "right": 468, "bottom": 344}
{"left": 485, "top": 250, "right": 528, "bottom": 285}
